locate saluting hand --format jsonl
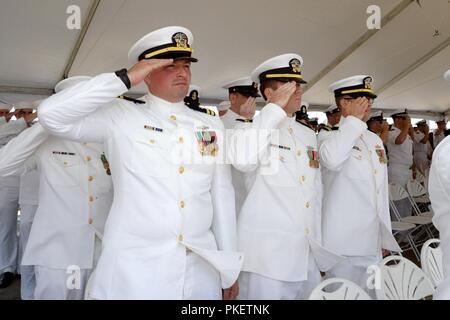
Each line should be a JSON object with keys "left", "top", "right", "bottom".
{"left": 240, "top": 97, "right": 257, "bottom": 119}
{"left": 268, "top": 82, "right": 297, "bottom": 110}
{"left": 341, "top": 97, "right": 368, "bottom": 121}
{"left": 127, "top": 59, "right": 174, "bottom": 87}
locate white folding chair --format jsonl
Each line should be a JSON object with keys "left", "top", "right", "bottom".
{"left": 407, "top": 179, "right": 431, "bottom": 207}
{"left": 420, "top": 239, "right": 444, "bottom": 288}
{"left": 391, "top": 221, "right": 419, "bottom": 260}
{"left": 376, "top": 256, "right": 435, "bottom": 300}
{"left": 415, "top": 170, "right": 427, "bottom": 189}
{"left": 389, "top": 183, "right": 434, "bottom": 239}
{"left": 309, "top": 278, "right": 372, "bottom": 300}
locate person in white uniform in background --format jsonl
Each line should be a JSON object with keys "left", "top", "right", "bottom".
{"left": 0, "top": 77, "right": 113, "bottom": 300}
{"left": 413, "top": 120, "right": 432, "bottom": 175}
{"left": 38, "top": 26, "right": 243, "bottom": 300}
{"left": 0, "top": 103, "right": 35, "bottom": 289}
{"left": 220, "top": 77, "right": 260, "bottom": 215}
{"left": 429, "top": 69, "right": 450, "bottom": 300}
{"left": 367, "top": 111, "right": 389, "bottom": 146}
{"left": 229, "top": 53, "right": 341, "bottom": 300}
{"left": 320, "top": 75, "right": 401, "bottom": 298}
{"left": 386, "top": 109, "right": 415, "bottom": 218}
{"left": 317, "top": 104, "right": 341, "bottom": 145}
{"left": 14, "top": 101, "right": 40, "bottom": 300}
{"left": 433, "top": 116, "right": 447, "bottom": 149}
{"left": 220, "top": 77, "right": 259, "bottom": 130}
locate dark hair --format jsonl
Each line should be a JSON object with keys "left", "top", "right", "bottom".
{"left": 259, "top": 80, "right": 279, "bottom": 101}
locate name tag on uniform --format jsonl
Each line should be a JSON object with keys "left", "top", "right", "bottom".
{"left": 307, "top": 146, "right": 320, "bottom": 169}
{"left": 375, "top": 145, "right": 387, "bottom": 164}
{"left": 270, "top": 144, "right": 291, "bottom": 151}
{"left": 52, "top": 151, "right": 76, "bottom": 156}
{"left": 144, "top": 125, "right": 163, "bottom": 133}
{"left": 195, "top": 130, "right": 218, "bottom": 157}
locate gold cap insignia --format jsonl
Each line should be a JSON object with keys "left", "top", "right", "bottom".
{"left": 364, "top": 77, "right": 373, "bottom": 90}
{"left": 172, "top": 32, "right": 189, "bottom": 48}
{"left": 289, "top": 58, "right": 301, "bottom": 73}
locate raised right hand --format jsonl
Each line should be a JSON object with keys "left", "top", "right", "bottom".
{"left": 127, "top": 59, "right": 174, "bottom": 87}
{"left": 240, "top": 97, "right": 257, "bottom": 119}
{"left": 268, "top": 82, "right": 297, "bottom": 110}
{"left": 341, "top": 97, "right": 369, "bottom": 120}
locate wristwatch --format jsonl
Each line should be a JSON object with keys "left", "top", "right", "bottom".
{"left": 115, "top": 68, "right": 131, "bottom": 89}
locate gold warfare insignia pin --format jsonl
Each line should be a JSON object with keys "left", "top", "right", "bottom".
{"left": 172, "top": 32, "right": 188, "bottom": 48}
{"left": 364, "top": 77, "right": 373, "bottom": 90}
{"left": 289, "top": 58, "right": 301, "bottom": 73}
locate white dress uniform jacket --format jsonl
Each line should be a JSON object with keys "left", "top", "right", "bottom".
{"left": 0, "top": 123, "right": 113, "bottom": 269}
{"left": 429, "top": 137, "right": 450, "bottom": 299}
{"left": 0, "top": 118, "right": 28, "bottom": 188}
{"left": 228, "top": 103, "right": 342, "bottom": 282}
{"left": 319, "top": 116, "right": 400, "bottom": 256}
{"left": 38, "top": 73, "right": 243, "bottom": 299}
{"left": 220, "top": 109, "right": 254, "bottom": 215}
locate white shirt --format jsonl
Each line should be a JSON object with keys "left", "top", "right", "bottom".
{"left": 429, "top": 137, "right": 450, "bottom": 299}
{"left": 38, "top": 73, "right": 243, "bottom": 299}
{"left": 0, "top": 118, "right": 28, "bottom": 188}
{"left": 319, "top": 116, "right": 400, "bottom": 256}
{"left": 228, "top": 104, "right": 342, "bottom": 282}
{"left": 387, "top": 126, "right": 413, "bottom": 166}
{"left": 0, "top": 123, "right": 113, "bottom": 269}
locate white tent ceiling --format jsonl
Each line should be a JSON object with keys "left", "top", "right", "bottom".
{"left": 1, "top": 0, "right": 449, "bottom": 117}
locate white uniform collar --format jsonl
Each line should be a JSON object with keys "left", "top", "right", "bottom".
{"left": 144, "top": 92, "right": 186, "bottom": 117}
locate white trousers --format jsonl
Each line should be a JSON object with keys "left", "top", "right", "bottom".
{"left": 326, "top": 254, "right": 382, "bottom": 299}
{"left": 0, "top": 186, "right": 19, "bottom": 273}
{"left": 236, "top": 257, "right": 322, "bottom": 300}
{"left": 18, "top": 204, "right": 38, "bottom": 300}
{"left": 34, "top": 237, "right": 102, "bottom": 300}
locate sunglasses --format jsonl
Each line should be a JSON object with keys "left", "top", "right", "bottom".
{"left": 342, "top": 96, "right": 375, "bottom": 104}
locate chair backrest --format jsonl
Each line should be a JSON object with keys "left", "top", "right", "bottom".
{"left": 309, "top": 278, "right": 372, "bottom": 300}
{"left": 407, "top": 179, "right": 427, "bottom": 198}
{"left": 415, "top": 170, "right": 426, "bottom": 185}
{"left": 389, "top": 182, "right": 410, "bottom": 201}
{"left": 420, "top": 239, "right": 444, "bottom": 288}
{"left": 376, "top": 256, "right": 435, "bottom": 300}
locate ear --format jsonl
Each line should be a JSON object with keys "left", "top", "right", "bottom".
{"left": 264, "top": 87, "right": 274, "bottom": 100}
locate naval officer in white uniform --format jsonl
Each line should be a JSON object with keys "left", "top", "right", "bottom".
{"left": 0, "top": 77, "right": 113, "bottom": 299}
{"left": 38, "top": 26, "right": 243, "bottom": 300}
{"left": 228, "top": 54, "right": 342, "bottom": 300}
{"left": 319, "top": 75, "right": 401, "bottom": 297}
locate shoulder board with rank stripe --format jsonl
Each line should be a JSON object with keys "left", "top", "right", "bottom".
{"left": 186, "top": 104, "right": 216, "bottom": 117}
{"left": 236, "top": 118, "right": 253, "bottom": 123}
{"left": 295, "top": 119, "right": 314, "bottom": 131}
{"left": 318, "top": 124, "right": 332, "bottom": 132}
{"left": 117, "top": 95, "right": 145, "bottom": 104}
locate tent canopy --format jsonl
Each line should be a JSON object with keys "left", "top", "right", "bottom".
{"left": 1, "top": 0, "right": 449, "bottom": 118}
